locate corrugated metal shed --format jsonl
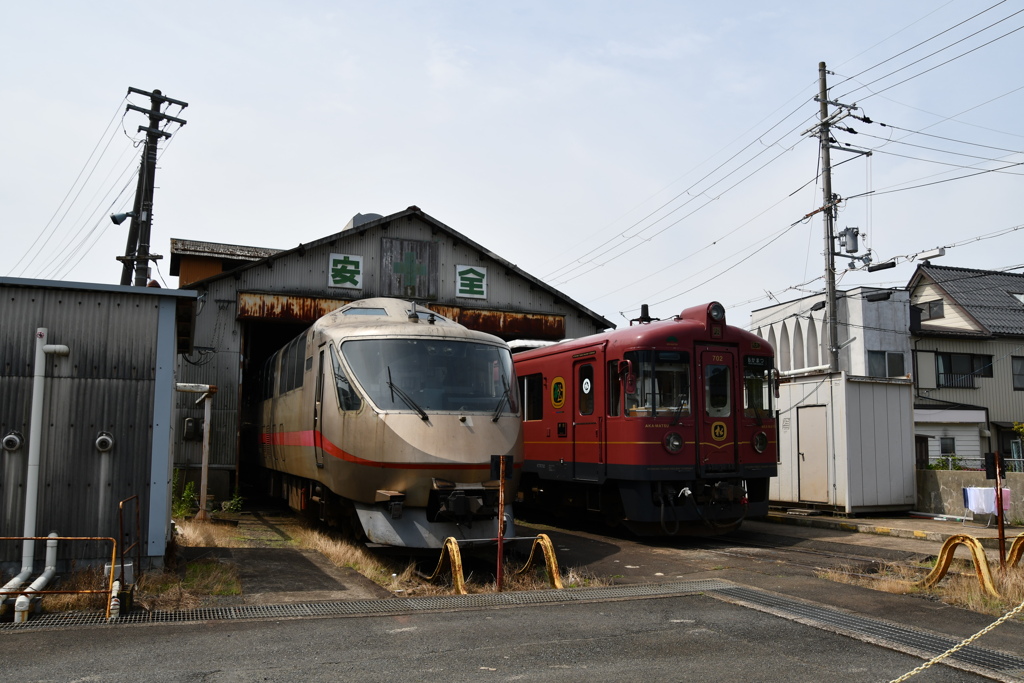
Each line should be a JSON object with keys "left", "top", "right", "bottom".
{"left": 174, "top": 206, "right": 615, "bottom": 498}
{"left": 0, "top": 278, "right": 196, "bottom": 568}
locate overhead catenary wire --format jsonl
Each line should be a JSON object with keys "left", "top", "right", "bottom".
{"left": 543, "top": 103, "right": 818, "bottom": 283}
{"left": 10, "top": 99, "right": 129, "bottom": 277}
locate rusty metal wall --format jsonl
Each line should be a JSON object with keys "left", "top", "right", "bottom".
{"left": 0, "top": 280, "right": 190, "bottom": 567}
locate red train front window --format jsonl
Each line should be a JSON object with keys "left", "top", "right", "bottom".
{"left": 623, "top": 350, "right": 690, "bottom": 417}
{"left": 704, "top": 364, "right": 731, "bottom": 417}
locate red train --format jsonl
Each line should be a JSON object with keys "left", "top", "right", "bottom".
{"left": 512, "top": 302, "right": 777, "bottom": 535}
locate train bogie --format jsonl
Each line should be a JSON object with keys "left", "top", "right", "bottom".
{"left": 513, "top": 302, "right": 777, "bottom": 536}
{"left": 256, "top": 298, "right": 522, "bottom": 548}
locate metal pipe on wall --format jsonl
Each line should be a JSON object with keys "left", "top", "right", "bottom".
{"left": 0, "top": 329, "right": 69, "bottom": 603}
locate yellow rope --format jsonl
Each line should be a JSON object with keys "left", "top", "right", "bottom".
{"left": 888, "top": 597, "right": 1024, "bottom": 683}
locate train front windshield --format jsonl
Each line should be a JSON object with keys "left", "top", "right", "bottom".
{"left": 342, "top": 339, "right": 519, "bottom": 415}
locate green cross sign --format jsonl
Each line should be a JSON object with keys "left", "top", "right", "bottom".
{"left": 393, "top": 251, "right": 427, "bottom": 287}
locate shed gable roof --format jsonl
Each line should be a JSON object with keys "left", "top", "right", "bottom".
{"left": 179, "top": 206, "right": 615, "bottom": 330}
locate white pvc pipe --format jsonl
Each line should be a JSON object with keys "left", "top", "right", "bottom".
{"left": 13, "top": 532, "right": 58, "bottom": 623}
{"left": 1, "top": 329, "right": 68, "bottom": 603}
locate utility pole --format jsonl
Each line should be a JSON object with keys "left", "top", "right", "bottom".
{"left": 117, "top": 87, "right": 188, "bottom": 286}
{"left": 817, "top": 62, "right": 841, "bottom": 373}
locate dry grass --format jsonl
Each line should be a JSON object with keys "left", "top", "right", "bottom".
{"left": 38, "top": 564, "right": 108, "bottom": 613}
{"left": 174, "top": 520, "right": 249, "bottom": 548}
{"left": 818, "top": 559, "right": 1024, "bottom": 618}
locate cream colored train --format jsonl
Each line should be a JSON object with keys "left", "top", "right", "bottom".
{"left": 256, "top": 298, "right": 523, "bottom": 548}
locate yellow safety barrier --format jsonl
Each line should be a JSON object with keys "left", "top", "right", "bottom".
{"left": 1007, "top": 532, "right": 1024, "bottom": 569}
{"left": 912, "top": 533, "right": 999, "bottom": 598}
{"left": 425, "top": 537, "right": 467, "bottom": 595}
{"left": 514, "top": 533, "right": 564, "bottom": 589}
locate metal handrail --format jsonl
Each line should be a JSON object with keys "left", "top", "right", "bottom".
{"left": 117, "top": 495, "right": 142, "bottom": 585}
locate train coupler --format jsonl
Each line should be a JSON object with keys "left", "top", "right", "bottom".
{"left": 375, "top": 490, "right": 406, "bottom": 519}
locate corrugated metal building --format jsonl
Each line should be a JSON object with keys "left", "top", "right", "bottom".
{"left": 173, "top": 206, "right": 614, "bottom": 499}
{"left": 0, "top": 278, "right": 196, "bottom": 569}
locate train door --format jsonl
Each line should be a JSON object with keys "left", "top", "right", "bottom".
{"left": 312, "top": 347, "right": 326, "bottom": 469}
{"left": 797, "top": 405, "right": 828, "bottom": 503}
{"left": 572, "top": 360, "right": 602, "bottom": 481}
{"left": 696, "top": 347, "right": 738, "bottom": 472}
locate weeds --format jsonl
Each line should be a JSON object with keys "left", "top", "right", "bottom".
{"left": 818, "top": 559, "right": 1024, "bottom": 618}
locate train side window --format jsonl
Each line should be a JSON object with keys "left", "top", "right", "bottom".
{"left": 743, "top": 360, "right": 773, "bottom": 418}
{"left": 330, "top": 344, "right": 362, "bottom": 411}
{"left": 519, "top": 373, "right": 544, "bottom": 421}
{"left": 705, "top": 364, "right": 731, "bottom": 418}
{"left": 578, "top": 364, "right": 594, "bottom": 416}
{"left": 607, "top": 361, "right": 620, "bottom": 416}
{"left": 279, "top": 331, "right": 309, "bottom": 394}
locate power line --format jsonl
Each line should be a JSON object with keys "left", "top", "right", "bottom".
{"left": 847, "top": 17, "right": 1024, "bottom": 103}
{"left": 11, "top": 99, "right": 129, "bottom": 277}
{"left": 543, "top": 103, "right": 817, "bottom": 282}
{"left": 835, "top": 1, "right": 1010, "bottom": 90}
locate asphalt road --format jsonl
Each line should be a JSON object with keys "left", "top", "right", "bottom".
{"left": 4, "top": 514, "right": 1021, "bottom": 682}
{"left": 2, "top": 593, "right": 999, "bottom": 682}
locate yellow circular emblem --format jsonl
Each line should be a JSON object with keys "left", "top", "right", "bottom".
{"left": 711, "top": 421, "right": 727, "bottom": 441}
{"left": 551, "top": 376, "right": 566, "bottom": 409}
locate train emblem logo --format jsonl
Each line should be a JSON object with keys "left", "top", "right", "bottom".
{"left": 551, "top": 377, "right": 566, "bottom": 409}
{"left": 711, "top": 421, "right": 727, "bottom": 441}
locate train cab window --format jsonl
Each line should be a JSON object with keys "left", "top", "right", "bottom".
{"left": 519, "top": 373, "right": 544, "bottom": 421}
{"left": 577, "top": 365, "right": 594, "bottom": 415}
{"left": 704, "top": 364, "right": 731, "bottom": 418}
{"left": 743, "top": 356, "right": 773, "bottom": 418}
{"left": 623, "top": 350, "right": 690, "bottom": 417}
{"left": 342, "top": 339, "right": 517, "bottom": 414}
{"left": 330, "top": 344, "right": 362, "bottom": 411}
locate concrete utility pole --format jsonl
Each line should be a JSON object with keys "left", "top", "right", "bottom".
{"left": 118, "top": 87, "right": 188, "bottom": 286}
{"left": 817, "top": 62, "right": 841, "bottom": 373}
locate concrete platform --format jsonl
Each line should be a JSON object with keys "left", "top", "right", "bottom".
{"left": 763, "top": 509, "right": 1024, "bottom": 551}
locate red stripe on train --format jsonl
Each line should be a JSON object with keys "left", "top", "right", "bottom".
{"left": 259, "top": 430, "right": 517, "bottom": 471}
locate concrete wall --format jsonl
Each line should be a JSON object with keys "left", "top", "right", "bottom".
{"left": 916, "top": 469, "right": 1024, "bottom": 522}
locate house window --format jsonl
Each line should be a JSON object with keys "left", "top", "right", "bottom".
{"left": 918, "top": 300, "right": 944, "bottom": 320}
{"left": 868, "top": 351, "right": 905, "bottom": 378}
{"left": 940, "top": 437, "right": 955, "bottom": 456}
{"left": 1013, "top": 357, "right": 1024, "bottom": 391}
{"left": 935, "top": 353, "right": 993, "bottom": 388}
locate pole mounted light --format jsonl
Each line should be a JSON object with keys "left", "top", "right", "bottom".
{"left": 109, "top": 211, "right": 137, "bottom": 225}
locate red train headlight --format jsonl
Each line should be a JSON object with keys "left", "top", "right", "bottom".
{"left": 663, "top": 432, "right": 683, "bottom": 454}
{"left": 753, "top": 432, "right": 768, "bottom": 453}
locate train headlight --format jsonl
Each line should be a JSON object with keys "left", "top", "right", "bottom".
{"left": 663, "top": 432, "right": 683, "bottom": 454}
{"left": 708, "top": 302, "right": 726, "bottom": 322}
{"left": 752, "top": 432, "right": 768, "bottom": 453}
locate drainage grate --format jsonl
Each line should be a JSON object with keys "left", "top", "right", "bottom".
{"left": 3, "top": 579, "right": 1022, "bottom": 679}
{"left": 713, "top": 585, "right": 1024, "bottom": 679}
{"left": 0, "top": 579, "right": 730, "bottom": 631}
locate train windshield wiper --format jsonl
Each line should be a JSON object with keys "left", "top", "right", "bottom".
{"left": 492, "top": 375, "right": 511, "bottom": 422}
{"left": 387, "top": 367, "right": 429, "bottom": 421}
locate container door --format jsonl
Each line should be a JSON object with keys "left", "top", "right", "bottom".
{"left": 572, "top": 361, "right": 602, "bottom": 481}
{"left": 313, "top": 348, "right": 326, "bottom": 469}
{"left": 797, "top": 405, "right": 828, "bottom": 503}
{"left": 697, "top": 347, "right": 738, "bottom": 472}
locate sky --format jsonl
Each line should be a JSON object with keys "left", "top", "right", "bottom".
{"left": 2, "top": 1, "right": 1022, "bottom": 329}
